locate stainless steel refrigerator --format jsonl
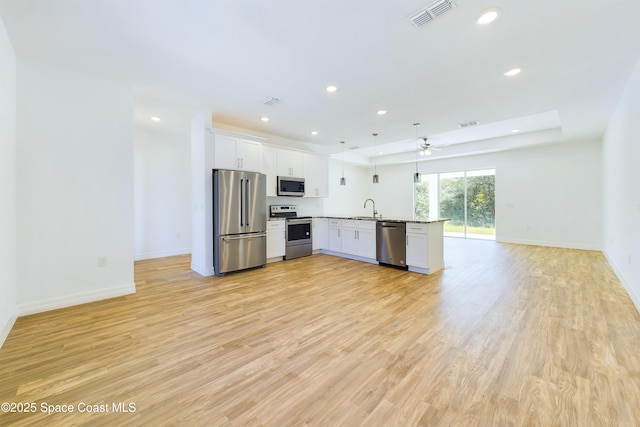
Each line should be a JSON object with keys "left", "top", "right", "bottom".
{"left": 213, "top": 169, "right": 267, "bottom": 276}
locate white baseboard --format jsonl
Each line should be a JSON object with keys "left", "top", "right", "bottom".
{"left": 134, "top": 248, "right": 191, "bottom": 261}
{"left": 497, "top": 237, "right": 602, "bottom": 251}
{"left": 603, "top": 251, "right": 640, "bottom": 315}
{"left": 191, "top": 262, "right": 215, "bottom": 277}
{"left": 17, "top": 282, "right": 136, "bottom": 316}
{"left": 0, "top": 312, "right": 17, "bottom": 349}
{"left": 318, "top": 250, "right": 378, "bottom": 265}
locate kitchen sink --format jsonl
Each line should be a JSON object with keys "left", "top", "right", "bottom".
{"left": 347, "top": 216, "right": 405, "bottom": 222}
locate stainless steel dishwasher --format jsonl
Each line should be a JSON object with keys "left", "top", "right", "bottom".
{"left": 376, "top": 221, "right": 407, "bottom": 268}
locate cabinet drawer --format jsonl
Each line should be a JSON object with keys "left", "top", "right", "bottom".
{"left": 267, "top": 220, "right": 285, "bottom": 231}
{"left": 357, "top": 220, "right": 376, "bottom": 230}
{"left": 406, "top": 223, "right": 428, "bottom": 234}
{"left": 341, "top": 219, "right": 359, "bottom": 229}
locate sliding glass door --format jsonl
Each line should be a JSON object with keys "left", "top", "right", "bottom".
{"left": 464, "top": 170, "right": 495, "bottom": 239}
{"left": 415, "top": 169, "right": 495, "bottom": 240}
{"left": 439, "top": 172, "right": 465, "bottom": 237}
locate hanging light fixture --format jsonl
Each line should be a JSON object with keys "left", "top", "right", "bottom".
{"left": 339, "top": 141, "right": 347, "bottom": 186}
{"left": 413, "top": 123, "right": 421, "bottom": 183}
{"left": 372, "top": 133, "right": 379, "bottom": 183}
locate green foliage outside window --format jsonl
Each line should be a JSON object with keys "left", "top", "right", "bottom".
{"left": 415, "top": 172, "right": 495, "bottom": 231}
{"left": 415, "top": 182, "right": 429, "bottom": 220}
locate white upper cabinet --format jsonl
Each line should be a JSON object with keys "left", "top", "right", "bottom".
{"left": 212, "top": 133, "right": 262, "bottom": 172}
{"left": 304, "top": 153, "right": 329, "bottom": 198}
{"left": 262, "top": 145, "right": 278, "bottom": 196}
{"left": 277, "top": 149, "right": 304, "bottom": 177}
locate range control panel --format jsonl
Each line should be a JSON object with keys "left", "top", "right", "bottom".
{"left": 269, "top": 205, "right": 298, "bottom": 218}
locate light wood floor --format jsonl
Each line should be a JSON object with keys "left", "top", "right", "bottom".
{"left": 1, "top": 239, "right": 640, "bottom": 426}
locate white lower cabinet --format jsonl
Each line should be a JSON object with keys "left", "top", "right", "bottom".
{"left": 406, "top": 222, "right": 444, "bottom": 273}
{"left": 406, "top": 223, "right": 428, "bottom": 268}
{"left": 328, "top": 219, "right": 342, "bottom": 252}
{"left": 266, "top": 220, "right": 285, "bottom": 261}
{"left": 312, "top": 218, "right": 328, "bottom": 251}
{"left": 340, "top": 220, "right": 376, "bottom": 259}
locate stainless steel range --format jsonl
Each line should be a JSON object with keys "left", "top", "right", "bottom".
{"left": 270, "top": 205, "right": 312, "bottom": 260}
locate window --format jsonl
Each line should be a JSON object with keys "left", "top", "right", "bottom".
{"left": 415, "top": 169, "right": 495, "bottom": 240}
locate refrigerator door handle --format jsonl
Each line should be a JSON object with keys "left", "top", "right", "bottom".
{"left": 245, "top": 178, "right": 251, "bottom": 227}
{"left": 239, "top": 178, "right": 244, "bottom": 227}
{"left": 222, "top": 232, "right": 267, "bottom": 241}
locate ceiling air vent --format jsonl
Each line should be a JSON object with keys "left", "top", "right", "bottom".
{"left": 457, "top": 120, "right": 480, "bottom": 129}
{"left": 263, "top": 97, "right": 281, "bottom": 106}
{"left": 408, "top": 0, "right": 457, "bottom": 28}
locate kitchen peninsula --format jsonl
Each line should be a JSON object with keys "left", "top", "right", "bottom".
{"left": 321, "top": 217, "right": 446, "bottom": 275}
{"left": 267, "top": 215, "right": 447, "bottom": 275}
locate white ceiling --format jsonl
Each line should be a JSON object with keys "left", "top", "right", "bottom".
{"left": 2, "top": 0, "right": 640, "bottom": 163}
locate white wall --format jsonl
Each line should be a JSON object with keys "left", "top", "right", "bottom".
{"left": 360, "top": 139, "right": 603, "bottom": 250}
{"left": 603, "top": 60, "right": 640, "bottom": 312}
{"left": 16, "top": 59, "right": 135, "bottom": 314}
{"left": 324, "top": 159, "right": 369, "bottom": 217}
{"left": 190, "top": 112, "right": 213, "bottom": 276}
{"left": 134, "top": 128, "right": 191, "bottom": 260}
{"left": 0, "top": 16, "right": 17, "bottom": 347}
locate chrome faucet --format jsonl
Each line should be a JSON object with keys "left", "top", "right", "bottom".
{"left": 364, "top": 198, "right": 378, "bottom": 218}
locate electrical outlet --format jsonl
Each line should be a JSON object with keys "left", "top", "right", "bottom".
{"left": 176, "top": 232, "right": 181, "bottom": 239}
{"left": 97, "top": 257, "right": 107, "bottom": 267}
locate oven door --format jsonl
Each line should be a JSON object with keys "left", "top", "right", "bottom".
{"left": 286, "top": 219, "right": 311, "bottom": 246}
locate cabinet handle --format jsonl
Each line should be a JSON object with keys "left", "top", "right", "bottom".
{"left": 338, "top": 229, "right": 341, "bottom": 237}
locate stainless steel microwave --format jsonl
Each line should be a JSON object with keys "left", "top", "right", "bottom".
{"left": 277, "top": 176, "right": 305, "bottom": 196}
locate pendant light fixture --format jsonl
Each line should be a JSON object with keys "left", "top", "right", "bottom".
{"left": 372, "top": 133, "right": 379, "bottom": 184}
{"left": 413, "top": 123, "right": 421, "bottom": 183}
{"left": 339, "top": 141, "right": 347, "bottom": 186}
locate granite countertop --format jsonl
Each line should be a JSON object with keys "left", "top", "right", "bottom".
{"left": 316, "top": 216, "right": 448, "bottom": 224}
{"left": 268, "top": 216, "right": 448, "bottom": 223}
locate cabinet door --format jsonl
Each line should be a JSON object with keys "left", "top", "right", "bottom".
{"left": 238, "top": 140, "right": 262, "bottom": 172}
{"left": 213, "top": 134, "right": 240, "bottom": 170}
{"left": 341, "top": 226, "right": 359, "bottom": 255}
{"left": 406, "top": 233, "right": 427, "bottom": 268}
{"left": 277, "top": 149, "right": 304, "bottom": 177}
{"left": 267, "top": 230, "right": 285, "bottom": 258}
{"left": 304, "top": 154, "right": 329, "bottom": 198}
{"left": 358, "top": 227, "right": 376, "bottom": 259}
{"left": 267, "top": 220, "right": 285, "bottom": 258}
{"left": 312, "top": 218, "right": 328, "bottom": 250}
{"left": 303, "top": 154, "right": 317, "bottom": 197}
{"left": 262, "top": 146, "right": 278, "bottom": 197}
{"left": 328, "top": 220, "right": 342, "bottom": 252}
{"left": 315, "top": 156, "right": 329, "bottom": 197}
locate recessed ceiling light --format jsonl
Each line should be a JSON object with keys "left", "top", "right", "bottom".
{"left": 260, "top": 117, "right": 269, "bottom": 122}
{"left": 377, "top": 110, "right": 387, "bottom": 115}
{"left": 503, "top": 67, "right": 521, "bottom": 77}
{"left": 326, "top": 85, "right": 337, "bottom": 93}
{"left": 310, "top": 131, "right": 318, "bottom": 135}
{"left": 150, "top": 116, "right": 160, "bottom": 122}
{"left": 477, "top": 7, "right": 501, "bottom": 25}
{"left": 512, "top": 129, "right": 520, "bottom": 133}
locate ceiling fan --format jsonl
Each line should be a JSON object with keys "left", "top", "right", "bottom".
{"left": 419, "top": 137, "right": 442, "bottom": 156}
